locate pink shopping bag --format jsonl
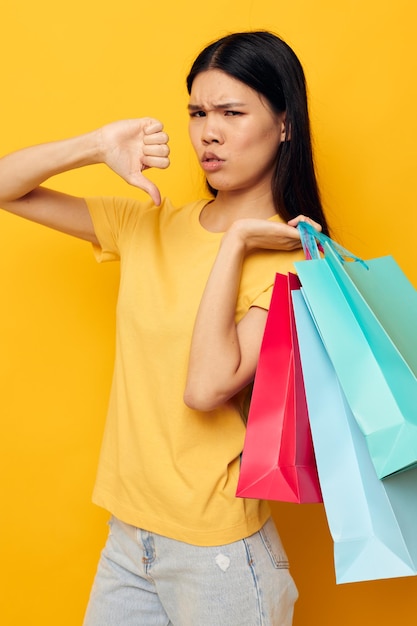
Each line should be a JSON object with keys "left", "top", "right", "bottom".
{"left": 236, "top": 272, "right": 322, "bottom": 503}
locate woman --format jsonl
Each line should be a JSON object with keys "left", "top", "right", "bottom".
{"left": 0, "top": 31, "right": 328, "bottom": 626}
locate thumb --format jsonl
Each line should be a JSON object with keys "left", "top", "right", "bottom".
{"left": 135, "top": 171, "right": 162, "bottom": 206}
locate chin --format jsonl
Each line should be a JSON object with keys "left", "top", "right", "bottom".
{"left": 205, "top": 176, "right": 234, "bottom": 193}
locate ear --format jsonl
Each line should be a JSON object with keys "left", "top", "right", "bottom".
{"left": 280, "top": 115, "right": 290, "bottom": 142}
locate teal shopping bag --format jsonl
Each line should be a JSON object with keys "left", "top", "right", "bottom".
{"left": 295, "top": 222, "right": 417, "bottom": 478}
{"left": 292, "top": 290, "right": 417, "bottom": 584}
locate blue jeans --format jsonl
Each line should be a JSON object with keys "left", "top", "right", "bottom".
{"left": 83, "top": 516, "right": 298, "bottom": 626}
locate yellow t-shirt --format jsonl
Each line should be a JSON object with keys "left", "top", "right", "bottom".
{"left": 86, "top": 196, "right": 304, "bottom": 546}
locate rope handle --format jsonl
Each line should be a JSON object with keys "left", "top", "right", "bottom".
{"left": 296, "top": 221, "right": 368, "bottom": 268}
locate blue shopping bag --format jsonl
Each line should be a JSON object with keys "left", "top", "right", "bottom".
{"left": 295, "top": 222, "right": 417, "bottom": 478}
{"left": 292, "top": 290, "right": 417, "bottom": 584}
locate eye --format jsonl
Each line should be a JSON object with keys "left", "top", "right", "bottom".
{"left": 189, "top": 110, "right": 206, "bottom": 118}
{"left": 224, "top": 110, "right": 242, "bottom": 116}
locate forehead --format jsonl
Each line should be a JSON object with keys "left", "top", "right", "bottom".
{"left": 189, "top": 69, "right": 259, "bottom": 105}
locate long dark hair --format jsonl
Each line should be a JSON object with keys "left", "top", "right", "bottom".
{"left": 186, "top": 31, "right": 329, "bottom": 235}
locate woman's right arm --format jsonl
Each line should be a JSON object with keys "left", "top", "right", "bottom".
{"left": 0, "top": 118, "right": 170, "bottom": 243}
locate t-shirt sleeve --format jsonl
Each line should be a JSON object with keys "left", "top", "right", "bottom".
{"left": 250, "top": 284, "right": 274, "bottom": 311}
{"left": 85, "top": 196, "right": 155, "bottom": 262}
{"left": 246, "top": 248, "right": 305, "bottom": 312}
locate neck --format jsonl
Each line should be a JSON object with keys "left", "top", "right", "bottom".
{"left": 200, "top": 189, "right": 277, "bottom": 232}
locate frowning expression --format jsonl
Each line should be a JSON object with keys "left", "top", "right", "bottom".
{"left": 188, "top": 69, "right": 286, "bottom": 196}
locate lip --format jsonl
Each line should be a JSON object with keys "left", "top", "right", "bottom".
{"left": 201, "top": 151, "right": 225, "bottom": 172}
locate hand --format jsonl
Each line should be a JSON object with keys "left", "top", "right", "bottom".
{"left": 98, "top": 118, "right": 170, "bottom": 205}
{"left": 287, "top": 214, "right": 322, "bottom": 232}
{"left": 226, "top": 214, "right": 322, "bottom": 254}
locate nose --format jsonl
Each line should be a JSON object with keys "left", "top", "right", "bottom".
{"left": 201, "top": 114, "right": 223, "bottom": 145}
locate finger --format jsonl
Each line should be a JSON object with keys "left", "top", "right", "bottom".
{"left": 273, "top": 222, "right": 300, "bottom": 238}
{"left": 142, "top": 155, "right": 170, "bottom": 170}
{"left": 143, "top": 143, "right": 170, "bottom": 158}
{"left": 287, "top": 214, "right": 308, "bottom": 227}
{"left": 143, "top": 119, "right": 164, "bottom": 135}
{"left": 143, "top": 131, "right": 169, "bottom": 146}
{"left": 146, "top": 182, "right": 162, "bottom": 206}
{"left": 288, "top": 214, "right": 322, "bottom": 231}
{"left": 132, "top": 172, "right": 162, "bottom": 206}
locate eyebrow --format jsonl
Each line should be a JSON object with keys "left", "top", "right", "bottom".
{"left": 187, "top": 102, "right": 246, "bottom": 111}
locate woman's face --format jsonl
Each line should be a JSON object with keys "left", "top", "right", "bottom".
{"left": 188, "top": 69, "right": 286, "bottom": 197}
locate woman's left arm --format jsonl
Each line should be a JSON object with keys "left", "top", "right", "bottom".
{"left": 183, "top": 218, "right": 307, "bottom": 412}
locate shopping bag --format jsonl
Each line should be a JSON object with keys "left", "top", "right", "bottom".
{"left": 292, "top": 289, "right": 417, "bottom": 584}
{"left": 295, "top": 221, "right": 417, "bottom": 478}
{"left": 236, "top": 272, "right": 322, "bottom": 503}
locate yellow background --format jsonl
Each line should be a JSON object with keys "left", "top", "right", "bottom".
{"left": 1, "top": 1, "right": 417, "bottom": 624}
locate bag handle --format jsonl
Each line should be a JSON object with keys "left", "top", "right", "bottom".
{"left": 296, "top": 221, "right": 368, "bottom": 268}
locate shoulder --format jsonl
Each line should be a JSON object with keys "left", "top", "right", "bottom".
{"left": 85, "top": 195, "right": 210, "bottom": 242}
{"left": 86, "top": 196, "right": 206, "bottom": 218}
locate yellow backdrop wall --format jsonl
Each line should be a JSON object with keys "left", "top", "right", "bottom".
{"left": 1, "top": 1, "right": 417, "bottom": 624}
